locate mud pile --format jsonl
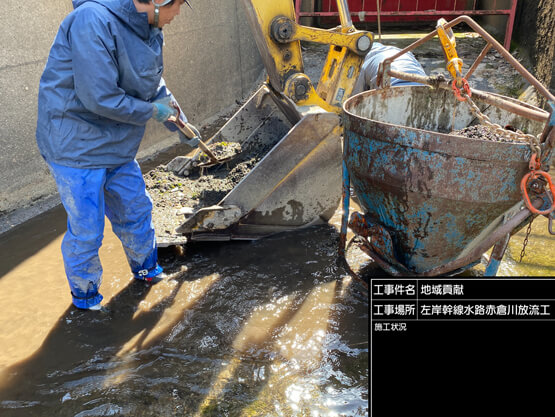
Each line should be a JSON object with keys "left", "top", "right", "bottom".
{"left": 145, "top": 139, "right": 275, "bottom": 239}
{"left": 197, "top": 142, "right": 241, "bottom": 164}
{"left": 450, "top": 124, "right": 524, "bottom": 143}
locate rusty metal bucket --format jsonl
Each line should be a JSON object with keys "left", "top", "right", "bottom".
{"left": 341, "top": 85, "right": 547, "bottom": 275}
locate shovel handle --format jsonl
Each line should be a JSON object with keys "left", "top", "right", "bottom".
{"left": 175, "top": 119, "right": 197, "bottom": 139}
{"left": 168, "top": 109, "right": 221, "bottom": 165}
{"left": 174, "top": 122, "right": 220, "bottom": 164}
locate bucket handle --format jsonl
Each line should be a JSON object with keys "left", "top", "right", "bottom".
{"left": 376, "top": 15, "right": 554, "bottom": 145}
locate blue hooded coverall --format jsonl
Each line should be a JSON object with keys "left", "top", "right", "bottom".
{"left": 36, "top": 0, "right": 184, "bottom": 309}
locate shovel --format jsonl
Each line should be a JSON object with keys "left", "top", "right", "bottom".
{"left": 167, "top": 106, "right": 221, "bottom": 166}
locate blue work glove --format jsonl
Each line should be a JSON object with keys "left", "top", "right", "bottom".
{"left": 178, "top": 123, "right": 201, "bottom": 148}
{"left": 151, "top": 97, "right": 177, "bottom": 122}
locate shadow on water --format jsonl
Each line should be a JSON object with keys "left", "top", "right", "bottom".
{"left": 0, "top": 264, "right": 199, "bottom": 415}
{"left": 0, "top": 206, "right": 67, "bottom": 280}
{"left": 181, "top": 230, "right": 369, "bottom": 417}
{"left": 0, "top": 224, "right": 369, "bottom": 417}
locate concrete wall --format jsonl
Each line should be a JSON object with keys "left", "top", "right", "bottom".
{"left": 513, "top": 0, "right": 555, "bottom": 92}
{"left": 0, "top": 0, "right": 263, "bottom": 234}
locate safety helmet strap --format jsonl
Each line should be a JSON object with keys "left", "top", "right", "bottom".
{"left": 152, "top": 0, "right": 174, "bottom": 27}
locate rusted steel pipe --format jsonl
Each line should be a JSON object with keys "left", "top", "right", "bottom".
{"left": 376, "top": 15, "right": 555, "bottom": 125}
{"left": 358, "top": 245, "right": 405, "bottom": 277}
{"left": 420, "top": 199, "right": 542, "bottom": 277}
{"left": 483, "top": 233, "right": 510, "bottom": 276}
{"left": 387, "top": 69, "right": 550, "bottom": 124}
{"left": 376, "top": 29, "right": 440, "bottom": 87}
{"left": 339, "top": 145, "right": 351, "bottom": 259}
{"left": 448, "top": 16, "right": 555, "bottom": 103}
{"left": 464, "top": 42, "right": 492, "bottom": 80}
{"left": 468, "top": 88, "right": 549, "bottom": 124}
{"left": 380, "top": 15, "right": 555, "bottom": 104}
{"left": 490, "top": 233, "right": 511, "bottom": 262}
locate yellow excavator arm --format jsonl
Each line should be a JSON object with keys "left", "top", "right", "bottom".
{"left": 156, "top": 0, "right": 374, "bottom": 244}
{"left": 241, "top": 0, "right": 373, "bottom": 113}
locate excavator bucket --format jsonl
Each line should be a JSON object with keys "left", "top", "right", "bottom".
{"left": 177, "top": 107, "right": 342, "bottom": 241}
{"left": 152, "top": 0, "right": 372, "bottom": 245}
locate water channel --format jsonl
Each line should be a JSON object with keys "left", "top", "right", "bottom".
{"left": 1, "top": 34, "right": 554, "bottom": 417}
{"left": 0, "top": 184, "right": 369, "bottom": 416}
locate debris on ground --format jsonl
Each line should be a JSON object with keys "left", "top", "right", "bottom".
{"left": 145, "top": 139, "right": 276, "bottom": 239}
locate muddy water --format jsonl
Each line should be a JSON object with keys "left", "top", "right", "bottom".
{"left": 469, "top": 215, "right": 555, "bottom": 276}
{"left": 0, "top": 167, "right": 552, "bottom": 417}
{"left": 0, "top": 193, "right": 551, "bottom": 417}
{"left": 0, "top": 199, "right": 369, "bottom": 416}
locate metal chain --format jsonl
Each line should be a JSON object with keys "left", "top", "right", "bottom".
{"left": 461, "top": 93, "right": 542, "bottom": 158}
{"left": 518, "top": 218, "right": 534, "bottom": 262}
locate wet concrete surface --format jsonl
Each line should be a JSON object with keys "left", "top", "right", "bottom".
{"left": 0, "top": 202, "right": 369, "bottom": 416}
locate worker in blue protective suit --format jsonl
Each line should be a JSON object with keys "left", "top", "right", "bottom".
{"left": 352, "top": 42, "right": 426, "bottom": 94}
{"left": 36, "top": 0, "right": 199, "bottom": 310}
